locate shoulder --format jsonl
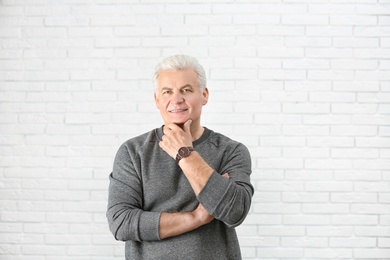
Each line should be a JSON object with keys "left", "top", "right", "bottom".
{"left": 117, "top": 128, "right": 159, "bottom": 156}
{"left": 206, "top": 128, "right": 250, "bottom": 154}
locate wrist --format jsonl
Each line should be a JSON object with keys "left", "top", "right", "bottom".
{"left": 175, "top": 146, "right": 194, "bottom": 164}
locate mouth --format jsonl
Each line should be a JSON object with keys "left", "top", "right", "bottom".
{"left": 169, "top": 109, "right": 188, "bottom": 113}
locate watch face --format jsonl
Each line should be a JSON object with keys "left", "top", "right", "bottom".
{"left": 179, "top": 147, "right": 189, "bottom": 157}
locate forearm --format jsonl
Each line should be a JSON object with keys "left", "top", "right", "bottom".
{"left": 159, "top": 203, "right": 213, "bottom": 240}
{"left": 178, "top": 151, "right": 214, "bottom": 195}
{"left": 178, "top": 151, "right": 252, "bottom": 227}
{"left": 197, "top": 172, "right": 253, "bottom": 227}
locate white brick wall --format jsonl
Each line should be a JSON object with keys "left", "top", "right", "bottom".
{"left": 0, "top": 0, "right": 389, "bottom": 259}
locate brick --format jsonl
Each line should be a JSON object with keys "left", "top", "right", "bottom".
{"left": 257, "top": 25, "right": 305, "bottom": 36}
{"left": 356, "top": 4, "right": 390, "bottom": 15}
{"left": 333, "top": 81, "right": 380, "bottom": 92}
{"left": 331, "top": 59, "right": 378, "bottom": 70}
{"left": 210, "top": 46, "right": 257, "bottom": 57}
{"left": 331, "top": 148, "right": 379, "bottom": 159}
{"left": 45, "top": 16, "right": 89, "bottom": 27}
{"left": 332, "top": 215, "right": 378, "bottom": 225}
{"left": 303, "top": 115, "right": 351, "bottom": 125}
{"left": 256, "top": 248, "right": 304, "bottom": 258}
{"left": 306, "top": 181, "right": 354, "bottom": 192}
{"left": 262, "top": 91, "right": 307, "bottom": 102}
{"left": 256, "top": 181, "right": 304, "bottom": 191}
{"left": 356, "top": 137, "right": 390, "bottom": 148}
{"left": 261, "top": 136, "right": 305, "bottom": 146}
{"left": 212, "top": 68, "right": 258, "bottom": 80}
{"left": 283, "top": 147, "right": 329, "bottom": 158}
{"left": 334, "top": 170, "right": 382, "bottom": 181}
{"left": 354, "top": 181, "right": 390, "bottom": 192}
{"left": 283, "top": 214, "right": 330, "bottom": 225}
{"left": 309, "top": 4, "right": 355, "bottom": 14}
{"left": 355, "top": 48, "right": 390, "bottom": 59}
{"left": 305, "top": 159, "right": 352, "bottom": 170}
{"left": 283, "top": 103, "right": 330, "bottom": 114}
{"left": 255, "top": 114, "right": 302, "bottom": 124}
{"left": 45, "top": 234, "right": 91, "bottom": 245}
{"left": 305, "top": 248, "right": 353, "bottom": 258}
{"left": 332, "top": 104, "right": 378, "bottom": 114}
{"left": 332, "top": 193, "right": 377, "bottom": 203}
{"left": 308, "top": 70, "right": 354, "bottom": 80}
{"left": 162, "top": 25, "right": 209, "bottom": 36}
{"left": 258, "top": 3, "right": 307, "bottom": 14}
{"left": 1, "top": 212, "right": 45, "bottom": 222}
{"left": 378, "top": 237, "right": 390, "bottom": 247}
{"left": 286, "top": 36, "right": 332, "bottom": 47}
{"left": 283, "top": 58, "right": 329, "bottom": 69}
{"left": 259, "top": 69, "right": 306, "bottom": 80}
{"left": 257, "top": 158, "right": 304, "bottom": 169}
{"left": 90, "top": 16, "right": 136, "bottom": 26}
{"left": 356, "top": 226, "right": 390, "bottom": 237}
{"left": 352, "top": 204, "right": 390, "bottom": 214}
{"left": 283, "top": 192, "right": 329, "bottom": 203}
{"left": 333, "top": 37, "right": 379, "bottom": 47}
{"left": 282, "top": 14, "right": 328, "bottom": 25}
{"left": 234, "top": 14, "right": 279, "bottom": 25}
{"left": 306, "top": 26, "right": 353, "bottom": 36}
{"left": 353, "top": 115, "right": 390, "bottom": 125}
{"left": 285, "top": 170, "right": 333, "bottom": 180}
{"left": 22, "top": 245, "right": 67, "bottom": 255}
{"left": 257, "top": 226, "right": 305, "bottom": 236}
{"left": 283, "top": 125, "right": 329, "bottom": 136}
{"left": 330, "top": 15, "right": 377, "bottom": 25}
{"left": 354, "top": 249, "right": 390, "bottom": 258}
{"left": 281, "top": 237, "right": 328, "bottom": 247}
{"left": 307, "top": 226, "right": 354, "bottom": 237}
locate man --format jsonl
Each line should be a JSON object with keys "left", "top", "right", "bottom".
{"left": 106, "top": 54, "right": 254, "bottom": 259}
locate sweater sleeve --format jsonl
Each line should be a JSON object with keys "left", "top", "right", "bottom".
{"left": 197, "top": 143, "right": 254, "bottom": 228}
{"left": 106, "top": 143, "right": 161, "bottom": 242}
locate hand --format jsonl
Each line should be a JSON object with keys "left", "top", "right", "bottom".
{"left": 159, "top": 120, "right": 193, "bottom": 159}
{"left": 191, "top": 173, "right": 229, "bottom": 226}
{"left": 192, "top": 203, "right": 214, "bottom": 226}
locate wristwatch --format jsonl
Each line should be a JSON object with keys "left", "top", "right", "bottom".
{"left": 175, "top": 146, "right": 194, "bottom": 164}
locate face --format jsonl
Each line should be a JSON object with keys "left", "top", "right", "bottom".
{"left": 154, "top": 69, "right": 208, "bottom": 127}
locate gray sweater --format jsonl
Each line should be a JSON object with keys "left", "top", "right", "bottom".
{"left": 107, "top": 127, "right": 254, "bottom": 260}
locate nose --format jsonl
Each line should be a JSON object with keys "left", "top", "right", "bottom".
{"left": 171, "top": 92, "right": 184, "bottom": 104}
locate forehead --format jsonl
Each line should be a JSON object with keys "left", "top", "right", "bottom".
{"left": 156, "top": 69, "right": 198, "bottom": 88}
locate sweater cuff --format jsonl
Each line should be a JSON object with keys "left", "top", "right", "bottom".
{"left": 139, "top": 211, "right": 161, "bottom": 241}
{"left": 197, "top": 171, "right": 231, "bottom": 216}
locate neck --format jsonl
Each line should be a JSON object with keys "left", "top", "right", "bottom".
{"left": 191, "top": 125, "right": 205, "bottom": 141}
{"left": 174, "top": 122, "right": 204, "bottom": 141}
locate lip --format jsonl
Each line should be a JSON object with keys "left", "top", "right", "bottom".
{"left": 169, "top": 109, "right": 188, "bottom": 113}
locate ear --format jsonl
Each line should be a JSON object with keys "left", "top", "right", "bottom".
{"left": 202, "top": 87, "right": 209, "bottom": 106}
{"left": 154, "top": 92, "right": 159, "bottom": 109}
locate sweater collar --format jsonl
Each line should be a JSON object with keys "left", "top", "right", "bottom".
{"left": 155, "top": 125, "right": 211, "bottom": 146}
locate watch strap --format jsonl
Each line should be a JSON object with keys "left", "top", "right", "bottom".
{"left": 175, "top": 146, "right": 194, "bottom": 164}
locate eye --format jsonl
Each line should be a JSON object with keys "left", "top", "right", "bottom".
{"left": 182, "top": 88, "right": 192, "bottom": 93}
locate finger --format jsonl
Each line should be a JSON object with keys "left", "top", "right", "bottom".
{"left": 163, "top": 125, "right": 174, "bottom": 135}
{"left": 165, "top": 124, "right": 178, "bottom": 132}
{"left": 222, "top": 173, "right": 229, "bottom": 179}
{"left": 183, "top": 120, "right": 192, "bottom": 134}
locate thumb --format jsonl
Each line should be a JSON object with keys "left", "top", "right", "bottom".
{"left": 184, "top": 119, "right": 192, "bottom": 134}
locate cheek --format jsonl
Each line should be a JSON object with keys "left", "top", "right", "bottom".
{"left": 155, "top": 97, "right": 169, "bottom": 109}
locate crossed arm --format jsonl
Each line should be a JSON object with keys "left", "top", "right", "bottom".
{"left": 158, "top": 122, "right": 231, "bottom": 239}
{"left": 107, "top": 121, "right": 253, "bottom": 242}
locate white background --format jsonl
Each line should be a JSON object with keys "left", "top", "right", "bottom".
{"left": 1, "top": 0, "right": 389, "bottom": 259}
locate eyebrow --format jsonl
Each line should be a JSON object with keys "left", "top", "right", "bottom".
{"left": 160, "top": 84, "right": 194, "bottom": 92}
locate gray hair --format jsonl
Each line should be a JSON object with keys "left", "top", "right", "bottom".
{"left": 153, "top": 54, "right": 207, "bottom": 92}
